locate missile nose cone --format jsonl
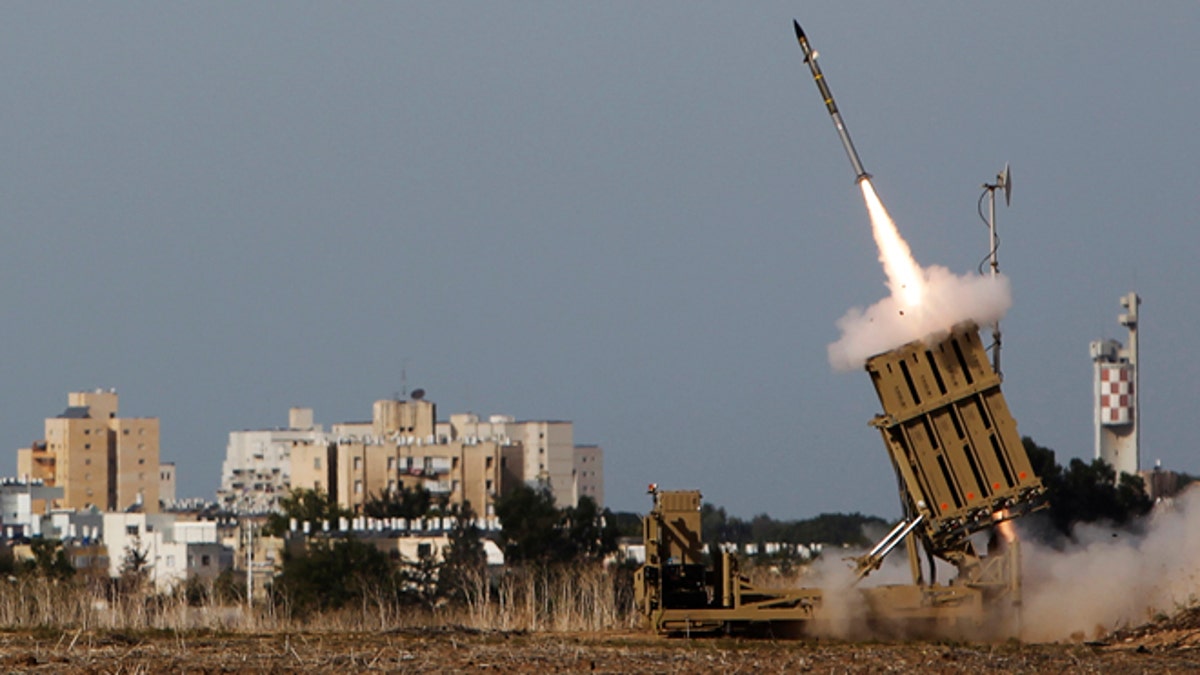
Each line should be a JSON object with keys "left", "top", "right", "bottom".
{"left": 793, "top": 20, "right": 806, "bottom": 41}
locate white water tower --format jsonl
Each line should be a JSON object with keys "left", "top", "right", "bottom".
{"left": 1089, "top": 292, "right": 1140, "bottom": 477}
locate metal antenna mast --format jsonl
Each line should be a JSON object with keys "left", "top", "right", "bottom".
{"left": 981, "top": 164, "right": 1011, "bottom": 374}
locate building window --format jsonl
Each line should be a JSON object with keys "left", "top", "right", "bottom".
{"left": 126, "top": 525, "right": 138, "bottom": 536}
{"left": 84, "top": 443, "right": 91, "bottom": 450}
{"left": 353, "top": 457, "right": 362, "bottom": 471}
{"left": 201, "top": 555, "right": 211, "bottom": 566}
{"left": 314, "top": 457, "right": 321, "bottom": 469}
{"left": 486, "top": 479, "right": 494, "bottom": 493}
{"left": 417, "top": 543, "right": 432, "bottom": 558}
{"left": 138, "top": 458, "right": 145, "bottom": 465}
{"left": 354, "top": 479, "right": 363, "bottom": 495}
{"left": 387, "top": 457, "right": 395, "bottom": 471}
{"left": 166, "top": 555, "right": 175, "bottom": 568}
{"left": 486, "top": 457, "right": 494, "bottom": 469}
{"left": 84, "top": 429, "right": 90, "bottom": 435}
{"left": 85, "top": 458, "right": 91, "bottom": 466}
{"left": 452, "top": 457, "right": 459, "bottom": 470}
{"left": 123, "top": 429, "right": 129, "bottom": 435}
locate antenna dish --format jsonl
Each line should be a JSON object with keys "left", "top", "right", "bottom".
{"left": 1000, "top": 163, "right": 1012, "bottom": 206}
{"left": 410, "top": 388, "right": 426, "bottom": 401}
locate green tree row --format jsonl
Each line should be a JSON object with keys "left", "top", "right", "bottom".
{"left": 1023, "top": 436, "right": 1154, "bottom": 541}
{"left": 700, "top": 504, "right": 887, "bottom": 549}
{"left": 269, "top": 484, "right": 620, "bottom": 614}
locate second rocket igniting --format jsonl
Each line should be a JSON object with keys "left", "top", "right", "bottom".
{"left": 793, "top": 20, "right": 870, "bottom": 184}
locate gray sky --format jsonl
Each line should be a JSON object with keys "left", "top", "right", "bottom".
{"left": 2, "top": 3, "right": 1197, "bottom": 520}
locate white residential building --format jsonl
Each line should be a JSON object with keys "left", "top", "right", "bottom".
{"left": 217, "top": 407, "right": 328, "bottom": 514}
{"left": 102, "top": 513, "right": 226, "bottom": 592}
{"left": 220, "top": 400, "right": 605, "bottom": 513}
{"left": 0, "top": 480, "right": 63, "bottom": 538}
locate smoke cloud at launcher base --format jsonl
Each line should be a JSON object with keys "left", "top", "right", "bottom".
{"left": 827, "top": 266, "right": 1012, "bottom": 371}
{"left": 1019, "top": 487, "right": 1200, "bottom": 642}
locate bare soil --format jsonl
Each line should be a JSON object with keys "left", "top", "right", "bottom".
{"left": 0, "top": 618, "right": 1197, "bottom": 674}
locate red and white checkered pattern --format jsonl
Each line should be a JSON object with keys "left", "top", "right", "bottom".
{"left": 1099, "top": 364, "right": 1133, "bottom": 426}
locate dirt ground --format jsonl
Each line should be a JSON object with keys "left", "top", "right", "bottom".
{"left": 0, "top": 618, "right": 1197, "bottom": 674}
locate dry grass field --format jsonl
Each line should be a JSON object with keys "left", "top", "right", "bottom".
{"left": 0, "top": 617, "right": 1197, "bottom": 674}
{"left": 0, "top": 565, "right": 1197, "bottom": 672}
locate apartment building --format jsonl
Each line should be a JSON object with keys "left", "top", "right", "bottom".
{"left": 101, "top": 513, "right": 227, "bottom": 592}
{"left": 219, "top": 394, "right": 605, "bottom": 515}
{"left": 216, "top": 407, "right": 328, "bottom": 513}
{"left": 441, "top": 413, "right": 599, "bottom": 508}
{"left": 17, "top": 390, "right": 162, "bottom": 513}
{"left": 573, "top": 445, "right": 604, "bottom": 506}
{"left": 291, "top": 397, "right": 526, "bottom": 516}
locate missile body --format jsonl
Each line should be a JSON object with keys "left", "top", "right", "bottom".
{"left": 793, "top": 20, "right": 871, "bottom": 184}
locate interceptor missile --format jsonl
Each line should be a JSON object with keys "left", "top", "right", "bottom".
{"left": 793, "top": 20, "right": 871, "bottom": 184}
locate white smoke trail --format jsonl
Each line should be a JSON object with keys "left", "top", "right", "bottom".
{"left": 828, "top": 180, "right": 1012, "bottom": 370}
{"left": 861, "top": 180, "right": 924, "bottom": 308}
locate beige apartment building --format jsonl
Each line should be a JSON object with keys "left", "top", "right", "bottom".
{"left": 17, "top": 390, "right": 161, "bottom": 513}
{"left": 291, "top": 398, "right": 526, "bottom": 516}
{"left": 292, "top": 437, "right": 525, "bottom": 516}
{"left": 440, "top": 414, "right": 593, "bottom": 508}
{"left": 222, "top": 393, "right": 605, "bottom": 515}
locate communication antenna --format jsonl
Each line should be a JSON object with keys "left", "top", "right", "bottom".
{"left": 979, "top": 163, "right": 1011, "bottom": 375}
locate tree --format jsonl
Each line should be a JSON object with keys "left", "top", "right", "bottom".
{"left": 119, "top": 535, "right": 152, "bottom": 594}
{"left": 495, "top": 486, "right": 621, "bottom": 565}
{"left": 699, "top": 502, "right": 884, "bottom": 550}
{"left": 1023, "top": 436, "right": 1154, "bottom": 541}
{"left": 562, "top": 496, "right": 620, "bottom": 562}
{"left": 363, "top": 484, "right": 433, "bottom": 520}
{"left": 274, "top": 536, "right": 397, "bottom": 615}
{"left": 25, "top": 538, "right": 75, "bottom": 581}
{"left": 606, "top": 510, "right": 643, "bottom": 538}
{"left": 495, "top": 484, "right": 566, "bottom": 564}
{"left": 263, "top": 488, "right": 352, "bottom": 536}
{"left": 437, "top": 501, "right": 487, "bottom": 604}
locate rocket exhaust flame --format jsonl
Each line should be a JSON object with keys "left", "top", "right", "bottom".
{"left": 860, "top": 179, "right": 924, "bottom": 309}
{"left": 993, "top": 508, "right": 1018, "bottom": 545}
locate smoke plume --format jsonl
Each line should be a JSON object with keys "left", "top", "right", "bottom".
{"left": 1019, "top": 487, "right": 1200, "bottom": 641}
{"left": 828, "top": 179, "right": 1012, "bottom": 370}
{"left": 828, "top": 265, "right": 1012, "bottom": 370}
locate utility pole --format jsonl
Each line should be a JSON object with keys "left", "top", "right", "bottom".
{"left": 245, "top": 520, "right": 253, "bottom": 609}
{"left": 981, "top": 164, "right": 1012, "bottom": 375}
